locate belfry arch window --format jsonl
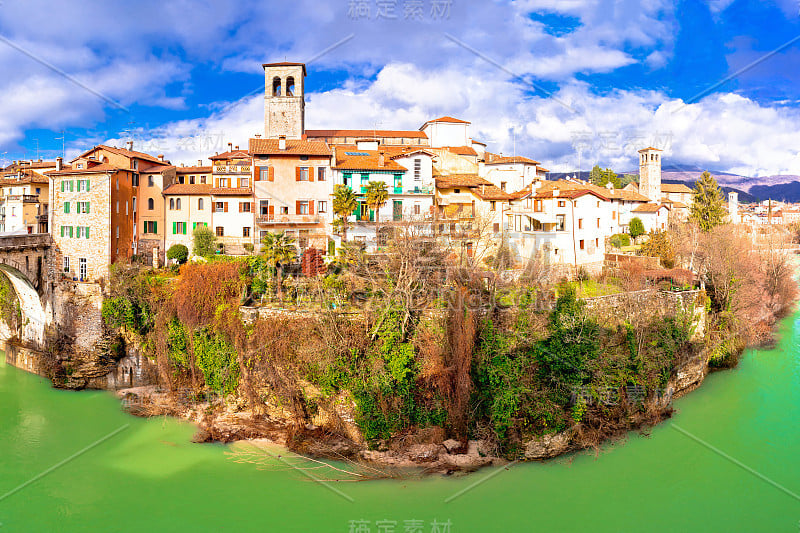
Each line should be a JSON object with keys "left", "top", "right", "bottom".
{"left": 286, "top": 76, "right": 295, "bottom": 97}
{"left": 272, "top": 77, "right": 281, "bottom": 97}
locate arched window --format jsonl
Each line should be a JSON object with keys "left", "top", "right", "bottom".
{"left": 176, "top": 198, "right": 181, "bottom": 210}
{"left": 198, "top": 198, "right": 204, "bottom": 210}
{"left": 169, "top": 198, "right": 174, "bottom": 210}
{"left": 148, "top": 198, "right": 154, "bottom": 210}
{"left": 272, "top": 77, "right": 281, "bottom": 97}
{"left": 286, "top": 76, "right": 295, "bottom": 97}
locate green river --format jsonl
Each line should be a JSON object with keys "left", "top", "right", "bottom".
{"left": 2, "top": 311, "right": 800, "bottom": 532}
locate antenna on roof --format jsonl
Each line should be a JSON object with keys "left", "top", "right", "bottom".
{"left": 55, "top": 130, "right": 66, "bottom": 159}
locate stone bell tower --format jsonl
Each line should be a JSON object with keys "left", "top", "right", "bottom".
{"left": 263, "top": 62, "right": 306, "bottom": 139}
{"left": 638, "top": 146, "right": 662, "bottom": 203}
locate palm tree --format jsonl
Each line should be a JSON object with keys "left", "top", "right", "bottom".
{"left": 364, "top": 181, "right": 389, "bottom": 223}
{"left": 332, "top": 184, "right": 358, "bottom": 242}
{"left": 261, "top": 230, "right": 297, "bottom": 298}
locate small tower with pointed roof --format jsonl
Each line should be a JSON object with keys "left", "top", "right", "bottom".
{"left": 638, "top": 147, "right": 662, "bottom": 203}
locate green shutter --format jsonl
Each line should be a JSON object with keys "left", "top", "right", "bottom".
{"left": 85, "top": 227, "right": 89, "bottom": 239}
{"left": 86, "top": 202, "right": 90, "bottom": 214}
{"left": 192, "top": 222, "right": 196, "bottom": 230}
{"left": 154, "top": 221, "right": 157, "bottom": 234}
{"left": 60, "top": 181, "right": 64, "bottom": 192}
{"left": 86, "top": 180, "right": 90, "bottom": 192}
{"left": 182, "top": 223, "right": 186, "bottom": 235}
{"left": 64, "top": 202, "right": 70, "bottom": 214}
{"left": 172, "top": 222, "right": 176, "bottom": 235}
{"left": 60, "top": 226, "right": 64, "bottom": 237}
{"left": 69, "top": 181, "right": 74, "bottom": 192}
{"left": 68, "top": 226, "right": 73, "bottom": 238}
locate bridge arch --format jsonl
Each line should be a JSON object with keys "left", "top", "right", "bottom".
{"left": 0, "top": 263, "right": 47, "bottom": 348}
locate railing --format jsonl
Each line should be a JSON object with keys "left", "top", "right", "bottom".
{"left": 6, "top": 195, "right": 40, "bottom": 203}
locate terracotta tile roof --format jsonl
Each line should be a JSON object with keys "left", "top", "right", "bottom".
{"left": 435, "top": 174, "right": 492, "bottom": 188}
{"left": 4, "top": 160, "right": 60, "bottom": 171}
{"left": 176, "top": 166, "right": 212, "bottom": 174}
{"left": 474, "top": 184, "right": 513, "bottom": 201}
{"left": 77, "top": 145, "right": 166, "bottom": 165}
{"left": 306, "top": 129, "right": 428, "bottom": 139}
{"left": 211, "top": 187, "right": 253, "bottom": 196}
{"left": 249, "top": 138, "right": 332, "bottom": 156}
{"left": 537, "top": 167, "right": 550, "bottom": 173}
{"left": 163, "top": 183, "right": 213, "bottom": 196}
{"left": 45, "top": 163, "right": 124, "bottom": 175}
{"left": 388, "top": 146, "right": 436, "bottom": 158}
{"left": 446, "top": 146, "right": 478, "bottom": 156}
{"left": 333, "top": 148, "right": 407, "bottom": 171}
{"left": 421, "top": 116, "right": 471, "bottom": 128}
{"left": 637, "top": 146, "right": 663, "bottom": 152}
{"left": 0, "top": 170, "right": 50, "bottom": 185}
{"left": 209, "top": 149, "right": 251, "bottom": 160}
{"left": 486, "top": 155, "right": 540, "bottom": 165}
{"left": 262, "top": 61, "right": 307, "bottom": 75}
{"left": 661, "top": 183, "right": 693, "bottom": 193}
{"left": 667, "top": 200, "right": 688, "bottom": 208}
{"left": 533, "top": 179, "right": 610, "bottom": 201}
{"left": 608, "top": 189, "right": 650, "bottom": 202}
{"left": 632, "top": 203, "right": 670, "bottom": 213}
{"left": 140, "top": 165, "right": 175, "bottom": 174}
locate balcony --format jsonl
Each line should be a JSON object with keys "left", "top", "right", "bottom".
{"left": 6, "top": 194, "right": 40, "bottom": 203}
{"left": 256, "top": 214, "right": 321, "bottom": 225}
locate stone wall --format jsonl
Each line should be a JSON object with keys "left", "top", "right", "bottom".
{"left": 53, "top": 281, "right": 104, "bottom": 350}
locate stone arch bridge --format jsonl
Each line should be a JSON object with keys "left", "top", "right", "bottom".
{"left": 0, "top": 233, "right": 53, "bottom": 348}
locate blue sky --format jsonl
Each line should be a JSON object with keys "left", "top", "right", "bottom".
{"left": 1, "top": 0, "right": 800, "bottom": 177}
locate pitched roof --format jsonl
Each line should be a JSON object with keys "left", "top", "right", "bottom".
{"left": 211, "top": 187, "right": 253, "bottom": 196}
{"left": 209, "top": 149, "right": 250, "bottom": 160}
{"left": 305, "top": 129, "right": 428, "bottom": 139}
{"left": 4, "top": 160, "right": 60, "bottom": 171}
{"left": 76, "top": 145, "right": 166, "bottom": 165}
{"left": 608, "top": 189, "right": 650, "bottom": 202}
{"left": 638, "top": 146, "right": 663, "bottom": 152}
{"left": 0, "top": 170, "right": 50, "bottom": 185}
{"left": 45, "top": 163, "right": 123, "bottom": 175}
{"left": 249, "top": 138, "right": 331, "bottom": 156}
{"left": 632, "top": 203, "right": 670, "bottom": 213}
{"left": 333, "top": 148, "right": 407, "bottom": 171}
{"left": 474, "top": 184, "right": 513, "bottom": 201}
{"left": 435, "top": 174, "right": 492, "bottom": 188}
{"left": 661, "top": 183, "right": 693, "bottom": 193}
{"left": 446, "top": 146, "right": 478, "bottom": 156}
{"left": 176, "top": 166, "right": 212, "bottom": 174}
{"left": 163, "top": 183, "right": 213, "bottom": 196}
{"left": 140, "top": 165, "right": 176, "bottom": 174}
{"left": 533, "top": 179, "right": 610, "bottom": 201}
{"left": 485, "top": 155, "right": 540, "bottom": 165}
{"left": 421, "top": 116, "right": 471, "bottom": 128}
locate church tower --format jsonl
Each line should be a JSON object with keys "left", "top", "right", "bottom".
{"left": 638, "top": 147, "right": 662, "bottom": 203}
{"left": 263, "top": 62, "right": 306, "bottom": 139}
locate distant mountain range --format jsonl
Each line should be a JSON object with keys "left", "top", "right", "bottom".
{"left": 547, "top": 165, "right": 800, "bottom": 203}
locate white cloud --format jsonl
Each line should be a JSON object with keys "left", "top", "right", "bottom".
{"left": 125, "top": 62, "right": 800, "bottom": 179}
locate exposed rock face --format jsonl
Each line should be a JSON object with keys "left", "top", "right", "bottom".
{"left": 523, "top": 429, "right": 574, "bottom": 460}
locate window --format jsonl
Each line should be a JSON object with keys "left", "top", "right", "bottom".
{"left": 454, "top": 189, "right": 460, "bottom": 194}
{"left": 132, "top": 173, "right": 139, "bottom": 186}
{"left": 500, "top": 182, "right": 507, "bottom": 191}
{"left": 116, "top": 201, "right": 119, "bottom": 214}
{"left": 115, "top": 226, "right": 119, "bottom": 239}
{"left": 280, "top": 206, "right": 289, "bottom": 215}
{"left": 556, "top": 214, "right": 566, "bottom": 231}
{"left": 240, "top": 202, "right": 252, "bottom": 213}
{"left": 176, "top": 198, "right": 181, "bottom": 210}
{"left": 580, "top": 239, "right": 585, "bottom": 250}
{"left": 240, "top": 177, "right": 250, "bottom": 188}
{"left": 414, "top": 204, "right": 420, "bottom": 215}
{"left": 76, "top": 163, "right": 83, "bottom": 169}
{"left": 218, "top": 177, "right": 228, "bottom": 188}
{"left": 297, "top": 201, "right": 309, "bottom": 215}
{"left": 259, "top": 167, "right": 270, "bottom": 181}
{"left": 200, "top": 176, "right": 207, "bottom": 184}
{"left": 174, "top": 222, "right": 187, "bottom": 235}
{"left": 298, "top": 167, "right": 309, "bottom": 181}
{"left": 317, "top": 167, "right": 326, "bottom": 181}
{"left": 260, "top": 200, "right": 270, "bottom": 216}
{"left": 77, "top": 202, "right": 90, "bottom": 214}
{"left": 414, "top": 159, "right": 421, "bottom": 180}
{"left": 79, "top": 258, "right": 87, "bottom": 280}
{"left": 343, "top": 173, "right": 352, "bottom": 187}
{"left": 148, "top": 198, "right": 154, "bottom": 210}
{"left": 144, "top": 221, "right": 157, "bottom": 234}
{"left": 216, "top": 226, "right": 224, "bottom": 237}
{"left": 116, "top": 178, "right": 119, "bottom": 190}
{"left": 126, "top": 201, "right": 129, "bottom": 215}
{"left": 189, "top": 176, "right": 195, "bottom": 185}
{"left": 63, "top": 256, "right": 70, "bottom": 273}
{"left": 595, "top": 238, "right": 599, "bottom": 248}
{"left": 198, "top": 198, "right": 204, "bottom": 210}
{"left": 534, "top": 199, "right": 543, "bottom": 212}
{"left": 493, "top": 223, "right": 500, "bottom": 233}
{"left": 169, "top": 198, "right": 175, "bottom": 210}
{"left": 578, "top": 218, "right": 583, "bottom": 229}
{"left": 597, "top": 218, "right": 600, "bottom": 228}
{"left": 243, "top": 227, "right": 250, "bottom": 237}
{"left": 132, "top": 160, "right": 139, "bottom": 170}
{"left": 148, "top": 176, "right": 154, "bottom": 187}
{"left": 490, "top": 201, "right": 496, "bottom": 211}
{"left": 177, "top": 175, "right": 185, "bottom": 185}
{"left": 318, "top": 200, "right": 327, "bottom": 213}
{"left": 558, "top": 200, "right": 566, "bottom": 207}
{"left": 214, "top": 202, "right": 227, "bottom": 213}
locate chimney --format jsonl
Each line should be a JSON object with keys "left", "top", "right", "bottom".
{"left": 228, "top": 142, "right": 233, "bottom": 151}
{"left": 56, "top": 157, "right": 62, "bottom": 171}
{"left": 553, "top": 188, "right": 559, "bottom": 197}
{"left": 127, "top": 141, "right": 134, "bottom": 151}
{"left": 278, "top": 135, "right": 287, "bottom": 151}
{"left": 158, "top": 154, "right": 164, "bottom": 161}
{"left": 378, "top": 151, "right": 385, "bottom": 167}
{"left": 198, "top": 159, "right": 202, "bottom": 166}
{"left": 255, "top": 134, "right": 262, "bottom": 138}
{"left": 481, "top": 184, "right": 486, "bottom": 195}
{"left": 235, "top": 145, "right": 239, "bottom": 150}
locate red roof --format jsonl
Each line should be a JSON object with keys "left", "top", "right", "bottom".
{"left": 633, "top": 203, "right": 670, "bottom": 213}
{"left": 176, "top": 166, "right": 212, "bottom": 174}
{"left": 211, "top": 187, "right": 253, "bottom": 196}
{"left": 637, "top": 146, "right": 663, "bottom": 152}
{"left": 333, "top": 148, "right": 407, "bottom": 171}
{"left": 140, "top": 165, "right": 175, "bottom": 174}
{"left": 447, "top": 146, "right": 478, "bottom": 156}
{"left": 306, "top": 129, "right": 428, "bottom": 139}
{"left": 435, "top": 174, "right": 492, "bottom": 188}
{"left": 45, "top": 163, "right": 123, "bottom": 175}
{"left": 249, "top": 138, "right": 331, "bottom": 156}
{"left": 209, "top": 150, "right": 250, "bottom": 161}
{"left": 75, "top": 145, "right": 167, "bottom": 165}
{"left": 421, "top": 116, "right": 471, "bottom": 128}
{"left": 486, "top": 155, "right": 540, "bottom": 165}
{"left": 163, "top": 183, "right": 212, "bottom": 196}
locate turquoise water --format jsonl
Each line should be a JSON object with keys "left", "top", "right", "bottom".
{"left": 1, "top": 311, "right": 800, "bottom": 532}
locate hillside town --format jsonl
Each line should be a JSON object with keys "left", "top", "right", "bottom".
{"left": 0, "top": 61, "right": 782, "bottom": 283}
